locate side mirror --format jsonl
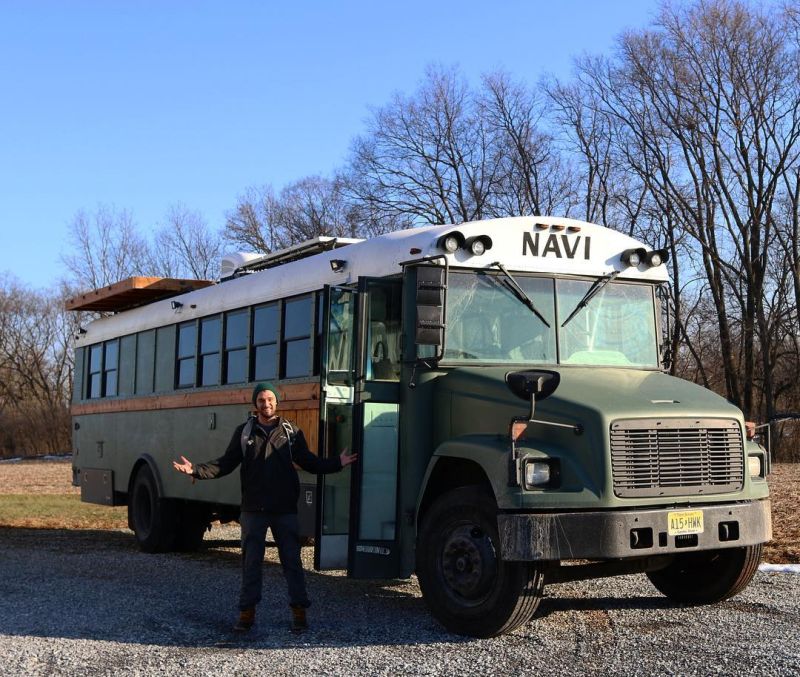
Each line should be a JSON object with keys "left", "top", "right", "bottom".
{"left": 506, "top": 369, "right": 561, "bottom": 404}
{"left": 505, "top": 369, "right": 581, "bottom": 435}
{"left": 415, "top": 266, "right": 445, "bottom": 348}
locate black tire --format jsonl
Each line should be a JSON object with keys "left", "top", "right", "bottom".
{"left": 173, "top": 504, "right": 209, "bottom": 552}
{"left": 647, "top": 544, "right": 762, "bottom": 604}
{"left": 128, "top": 464, "right": 176, "bottom": 553}
{"left": 416, "top": 486, "right": 544, "bottom": 637}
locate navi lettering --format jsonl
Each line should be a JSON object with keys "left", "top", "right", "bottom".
{"left": 522, "top": 232, "right": 591, "bottom": 260}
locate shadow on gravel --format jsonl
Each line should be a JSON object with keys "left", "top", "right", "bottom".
{"left": 535, "top": 594, "right": 672, "bottom": 619}
{"left": 0, "top": 526, "right": 469, "bottom": 648}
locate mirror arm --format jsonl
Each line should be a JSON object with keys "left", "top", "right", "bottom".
{"left": 527, "top": 392, "right": 583, "bottom": 434}
{"left": 528, "top": 418, "right": 584, "bottom": 435}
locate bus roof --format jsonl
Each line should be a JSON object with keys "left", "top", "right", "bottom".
{"left": 75, "top": 216, "right": 669, "bottom": 346}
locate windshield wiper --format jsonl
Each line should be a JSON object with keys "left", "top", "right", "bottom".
{"left": 489, "top": 262, "right": 551, "bottom": 328}
{"left": 561, "top": 270, "right": 620, "bottom": 328}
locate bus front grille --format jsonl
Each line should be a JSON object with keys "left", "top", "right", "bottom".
{"left": 610, "top": 418, "right": 744, "bottom": 498}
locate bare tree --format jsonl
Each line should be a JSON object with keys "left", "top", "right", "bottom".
{"left": 61, "top": 204, "right": 151, "bottom": 290}
{"left": 349, "top": 65, "right": 502, "bottom": 225}
{"left": 224, "top": 176, "right": 410, "bottom": 254}
{"left": 545, "top": 73, "right": 618, "bottom": 227}
{"left": 0, "top": 276, "right": 76, "bottom": 456}
{"left": 150, "top": 204, "right": 224, "bottom": 280}
{"left": 273, "top": 176, "right": 360, "bottom": 244}
{"left": 224, "top": 185, "right": 282, "bottom": 253}
{"left": 481, "top": 71, "right": 578, "bottom": 219}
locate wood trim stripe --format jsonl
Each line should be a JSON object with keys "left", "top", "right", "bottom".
{"left": 71, "top": 382, "right": 321, "bottom": 416}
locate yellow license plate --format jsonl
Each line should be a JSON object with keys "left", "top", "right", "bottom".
{"left": 667, "top": 510, "right": 704, "bottom": 536}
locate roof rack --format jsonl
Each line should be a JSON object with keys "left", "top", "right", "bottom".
{"left": 65, "top": 277, "right": 214, "bottom": 313}
{"left": 229, "top": 236, "right": 363, "bottom": 276}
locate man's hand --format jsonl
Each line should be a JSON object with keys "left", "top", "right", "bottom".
{"left": 173, "top": 455, "right": 194, "bottom": 476}
{"left": 339, "top": 448, "right": 358, "bottom": 467}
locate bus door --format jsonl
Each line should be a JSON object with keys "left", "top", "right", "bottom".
{"left": 315, "top": 279, "right": 403, "bottom": 578}
{"left": 348, "top": 277, "right": 403, "bottom": 578}
{"left": 315, "top": 285, "right": 357, "bottom": 570}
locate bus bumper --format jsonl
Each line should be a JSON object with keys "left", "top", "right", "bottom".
{"left": 498, "top": 499, "right": 771, "bottom": 561}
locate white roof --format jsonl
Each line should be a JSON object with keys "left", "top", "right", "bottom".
{"left": 77, "top": 216, "right": 669, "bottom": 346}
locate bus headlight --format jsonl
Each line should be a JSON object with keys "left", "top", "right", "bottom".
{"left": 748, "top": 454, "right": 764, "bottom": 479}
{"left": 524, "top": 459, "right": 558, "bottom": 489}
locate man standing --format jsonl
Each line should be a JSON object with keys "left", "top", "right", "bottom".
{"left": 173, "top": 382, "right": 357, "bottom": 634}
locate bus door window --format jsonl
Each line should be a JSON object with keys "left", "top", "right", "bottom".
{"left": 322, "top": 403, "right": 353, "bottom": 536}
{"left": 366, "top": 285, "right": 401, "bottom": 381}
{"left": 358, "top": 402, "right": 399, "bottom": 541}
{"left": 328, "top": 291, "right": 354, "bottom": 381}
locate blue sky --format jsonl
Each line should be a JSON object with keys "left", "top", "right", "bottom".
{"left": 0, "top": 0, "right": 662, "bottom": 289}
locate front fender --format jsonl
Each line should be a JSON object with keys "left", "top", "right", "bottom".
{"left": 417, "top": 434, "right": 520, "bottom": 513}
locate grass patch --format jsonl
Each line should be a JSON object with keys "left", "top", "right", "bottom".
{"left": 0, "top": 494, "right": 128, "bottom": 530}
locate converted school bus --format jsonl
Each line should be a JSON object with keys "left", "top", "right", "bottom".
{"left": 69, "top": 216, "right": 771, "bottom": 637}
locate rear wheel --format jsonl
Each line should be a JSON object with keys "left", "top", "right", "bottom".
{"left": 174, "top": 504, "right": 210, "bottom": 551}
{"left": 416, "top": 486, "right": 544, "bottom": 637}
{"left": 128, "top": 464, "right": 176, "bottom": 553}
{"left": 647, "top": 544, "right": 762, "bottom": 604}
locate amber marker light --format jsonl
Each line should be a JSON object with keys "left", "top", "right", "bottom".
{"left": 510, "top": 419, "right": 529, "bottom": 443}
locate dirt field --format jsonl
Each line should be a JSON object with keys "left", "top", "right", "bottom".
{"left": 0, "top": 458, "right": 797, "bottom": 563}
{"left": 0, "top": 459, "right": 80, "bottom": 495}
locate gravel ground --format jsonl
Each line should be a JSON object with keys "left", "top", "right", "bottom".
{"left": 0, "top": 524, "right": 798, "bottom": 676}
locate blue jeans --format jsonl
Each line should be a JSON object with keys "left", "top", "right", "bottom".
{"left": 239, "top": 511, "right": 310, "bottom": 610}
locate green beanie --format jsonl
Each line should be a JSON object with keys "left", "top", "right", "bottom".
{"left": 252, "top": 382, "right": 279, "bottom": 405}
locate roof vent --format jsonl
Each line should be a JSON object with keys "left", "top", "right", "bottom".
{"left": 220, "top": 252, "right": 263, "bottom": 280}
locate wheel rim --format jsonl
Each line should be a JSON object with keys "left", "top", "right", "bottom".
{"left": 440, "top": 524, "right": 498, "bottom": 602}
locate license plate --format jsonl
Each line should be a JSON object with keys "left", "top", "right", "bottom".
{"left": 667, "top": 510, "right": 704, "bottom": 536}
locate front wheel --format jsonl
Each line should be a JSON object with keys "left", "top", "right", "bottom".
{"left": 647, "top": 544, "right": 762, "bottom": 604}
{"left": 416, "top": 486, "right": 544, "bottom": 637}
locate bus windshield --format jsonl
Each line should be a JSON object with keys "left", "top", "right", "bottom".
{"left": 443, "top": 271, "right": 659, "bottom": 368}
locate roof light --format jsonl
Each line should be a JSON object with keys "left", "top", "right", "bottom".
{"left": 437, "top": 231, "right": 465, "bottom": 253}
{"left": 465, "top": 235, "right": 493, "bottom": 256}
{"left": 621, "top": 248, "right": 646, "bottom": 268}
{"left": 644, "top": 248, "right": 669, "bottom": 267}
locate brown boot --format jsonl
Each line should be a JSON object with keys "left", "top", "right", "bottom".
{"left": 233, "top": 607, "right": 255, "bottom": 632}
{"left": 290, "top": 605, "right": 307, "bottom": 634}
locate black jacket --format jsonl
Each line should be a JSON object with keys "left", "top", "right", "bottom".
{"left": 192, "top": 416, "right": 342, "bottom": 513}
